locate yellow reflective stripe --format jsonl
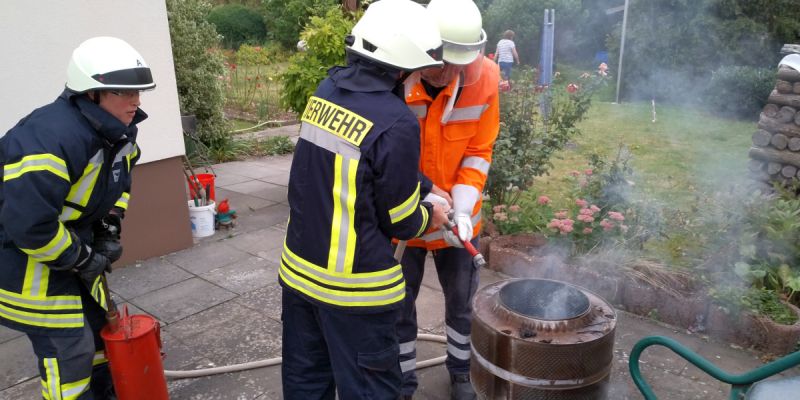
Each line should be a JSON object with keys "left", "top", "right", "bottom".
{"left": 22, "top": 257, "right": 51, "bottom": 298}
{"left": 92, "top": 350, "right": 108, "bottom": 366}
{"left": 415, "top": 205, "right": 429, "bottom": 237}
{"left": 65, "top": 150, "right": 103, "bottom": 207}
{"left": 279, "top": 267, "right": 405, "bottom": 307}
{"left": 0, "top": 288, "right": 81, "bottom": 311}
{"left": 58, "top": 206, "right": 82, "bottom": 222}
{"left": 44, "top": 357, "right": 62, "bottom": 400}
{"left": 327, "top": 156, "right": 358, "bottom": 274}
{"left": 389, "top": 183, "right": 420, "bottom": 224}
{"left": 41, "top": 381, "right": 51, "bottom": 400}
{"left": 115, "top": 192, "right": 130, "bottom": 210}
{"left": 20, "top": 223, "right": 72, "bottom": 262}
{"left": 3, "top": 154, "right": 69, "bottom": 182}
{"left": 0, "top": 303, "right": 84, "bottom": 328}
{"left": 284, "top": 244, "right": 402, "bottom": 288}
{"left": 90, "top": 275, "right": 108, "bottom": 311}
{"left": 61, "top": 377, "right": 90, "bottom": 400}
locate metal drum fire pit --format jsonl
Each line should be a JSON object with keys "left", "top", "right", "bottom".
{"left": 471, "top": 278, "right": 616, "bottom": 399}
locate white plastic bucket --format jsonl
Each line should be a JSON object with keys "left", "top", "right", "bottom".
{"left": 188, "top": 200, "right": 216, "bottom": 238}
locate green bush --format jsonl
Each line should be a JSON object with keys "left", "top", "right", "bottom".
{"left": 705, "top": 66, "right": 775, "bottom": 119}
{"left": 167, "top": 0, "right": 231, "bottom": 152}
{"left": 207, "top": 4, "right": 266, "bottom": 49}
{"left": 486, "top": 67, "right": 607, "bottom": 206}
{"left": 280, "top": 6, "right": 356, "bottom": 114}
{"left": 262, "top": 0, "right": 337, "bottom": 48}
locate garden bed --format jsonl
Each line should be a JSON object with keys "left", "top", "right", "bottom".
{"left": 486, "top": 234, "right": 800, "bottom": 355}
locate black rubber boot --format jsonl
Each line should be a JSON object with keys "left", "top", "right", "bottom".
{"left": 450, "top": 374, "right": 476, "bottom": 400}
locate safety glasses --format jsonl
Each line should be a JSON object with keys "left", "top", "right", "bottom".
{"left": 108, "top": 89, "right": 143, "bottom": 98}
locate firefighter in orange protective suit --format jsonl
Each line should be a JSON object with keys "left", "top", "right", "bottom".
{"left": 396, "top": 0, "right": 500, "bottom": 399}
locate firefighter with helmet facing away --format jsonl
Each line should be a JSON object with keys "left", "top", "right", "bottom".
{"left": 0, "top": 36, "right": 153, "bottom": 399}
{"left": 278, "top": 0, "right": 450, "bottom": 398}
{"left": 397, "top": 0, "right": 501, "bottom": 399}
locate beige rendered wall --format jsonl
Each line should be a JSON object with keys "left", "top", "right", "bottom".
{"left": 0, "top": 0, "right": 193, "bottom": 263}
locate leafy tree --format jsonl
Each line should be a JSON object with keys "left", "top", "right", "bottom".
{"left": 261, "top": 0, "right": 338, "bottom": 48}
{"left": 608, "top": 0, "right": 800, "bottom": 103}
{"left": 166, "top": 0, "right": 230, "bottom": 149}
{"left": 280, "top": 6, "right": 357, "bottom": 113}
{"left": 207, "top": 4, "right": 267, "bottom": 48}
{"left": 483, "top": 0, "right": 582, "bottom": 65}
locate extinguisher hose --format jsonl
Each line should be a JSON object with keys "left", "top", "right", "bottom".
{"left": 162, "top": 333, "right": 448, "bottom": 379}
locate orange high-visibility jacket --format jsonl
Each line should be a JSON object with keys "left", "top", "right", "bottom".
{"left": 405, "top": 57, "right": 500, "bottom": 250}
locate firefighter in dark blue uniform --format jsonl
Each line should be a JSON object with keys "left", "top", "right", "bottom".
{"left": 279, "top": 1, "right": 449, "bottom": 399}
{"left": 0, "top": 37, "right": 154, "bottom": 399}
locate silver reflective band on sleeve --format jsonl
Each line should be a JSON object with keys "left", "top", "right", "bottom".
{"left": 0, "top": 288, "right": 82, "bottom": 310}
{"left": 460, "top": 156, "right": 490, "bottom": 175}
{"left": 300, "top": 123, "right": 362, "bottom": 159}
{"left": 399, "top": 340, "right": 417, "bottom": 354}
{"left": 447, "top": 105, "right": 489, "bottom": 123}
{"left": 400, "top": 358, "right": 417, "bottom": 373}
{"left": 408, "top": 105, "right": 427, "bottom": 119}
{"left": 3, "top": 155, "right": 69, "bottom": 182}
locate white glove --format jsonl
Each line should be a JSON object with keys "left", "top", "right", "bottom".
{"left": 443, "top": 184, "right": 479, "bottom": 248}
{"left": 442, "top": 213, "right": 473, "bottom": 248}
{"left": 423, "top": 193, "right": 451, "bottom": 211}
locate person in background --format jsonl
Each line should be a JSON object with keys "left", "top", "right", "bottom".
{"left": 495, "top": 29, "right": 519, "bottom": 81}
{"left": 0, "top": 36, "right": 152, "bottom": 399}
{"left": 278, "top": 0, "right": 449, "bottom": 398}
{"left": 397, "top": 0, "right": 500, "bottom": 399}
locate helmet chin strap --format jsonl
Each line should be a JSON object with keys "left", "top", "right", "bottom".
{"left": 88, "top": 91, "right": 101, "bottom": 105}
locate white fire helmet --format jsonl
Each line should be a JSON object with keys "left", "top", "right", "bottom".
{"left": 425, "top": 0, "right": 487, "bottom": 86}
{"left": 346, "top": 0, "right": 444, "bottom": 72}
{"left": 66, "top": 36, "right": 156, "bottom": 93}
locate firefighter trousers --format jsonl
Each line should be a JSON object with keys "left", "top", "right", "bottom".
{"left": 281, "top": 288, "right": 402, "bottom": 400}
{"left": 26, "top": 283, "right": 114, "bottom": 400}
{"left": 396, "top": 239, "right": 481, "bottom": 396}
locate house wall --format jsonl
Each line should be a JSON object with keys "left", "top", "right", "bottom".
{"left": 0, "top": 0, "right": 194, "bottom": 265}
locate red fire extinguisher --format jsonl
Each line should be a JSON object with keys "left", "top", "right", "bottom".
{"left": 100, "top": 302, "right": 169, "bottom": 399}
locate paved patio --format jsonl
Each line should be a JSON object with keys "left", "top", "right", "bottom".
{"left": 1, "top": 125, "right": 798, "bottom": 399}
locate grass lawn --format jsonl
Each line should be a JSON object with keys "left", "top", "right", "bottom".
{"left": 527, "top": 100, "right": 757, "bottom": 265}
{"left": 532, "top": 101, "right": 755, "bottom": 207}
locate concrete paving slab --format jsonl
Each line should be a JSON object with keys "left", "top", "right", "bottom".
{"left": 257, "top": 173, "right": 289, "bottom": 187}
{"left": 131, "top": 278, "right": 237, "bottom": 324}
{"left": 167, "top": 368, "right": 278, "bottom": 400}
{"left": 214, "top": 172, "right": 252, "bottom": 188}
{"left": 0, "top": 323, "right": 22, "bottom": 344}
{"left": 107, "top": 257, "right": 193, "bottom": 300}
{"left": 232, "top": 204, "right": 289, "bottom": 233}
{"left": 161, "top": 330, "right": 215, "bottom": 371}
{"left": 212, "top": 161, "right": 285, "bottom": 181}
{"left": 223, "top": 180, "right": 281, "bottom": 196}
{"left": 166, "top": 240, "right": 253, "bottom": 275}
{"left": 248, "top": 182, "right": 288, "bottom": 203}
{"left": 415, "top": 284, "right": 446, "bottom": 334}
{"left": 215, "top": 188, "right": 277, "bottom": 214}
{"left": 224, "top": 227, "right": 285, "bottom": 256}
{"left": 0, "top": 335, "right": 37, "bottom": 391}
{"left": 163, "top": 300, "right": 283, "bottom": 366}
{"left": 200, "top": 256, "right": 278, "bottom": 295}
{"left": 412, "top": 339, "right": 450, "bottom": 400}
{"left": 235, "top": 283, "right": 283, "bottom": 323}
{"left": 0, "top": 377, "right": 38, "bottom": 400}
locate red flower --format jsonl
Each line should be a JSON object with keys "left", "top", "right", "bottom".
{"left": 567, "top": 83, "right": 579, "bottom": 93}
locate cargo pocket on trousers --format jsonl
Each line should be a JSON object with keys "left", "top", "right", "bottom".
{"left": 357, "top": 345, "right": 399, "bottom": 372}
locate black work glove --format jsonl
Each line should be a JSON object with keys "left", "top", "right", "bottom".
{"left": 74, "top": 244, "right": 111, "bottom": 288}
{"left": 93, "top": 214, "right": 123, "bottom": 263}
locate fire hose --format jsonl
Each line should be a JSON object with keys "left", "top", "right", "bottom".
{"left": 157, "top": 218, "right": 486, "bottom": 379}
